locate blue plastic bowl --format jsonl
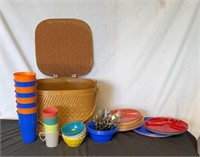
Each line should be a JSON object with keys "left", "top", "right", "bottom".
{"left": 16, "top": 102, "right": 37, "bottom": 108}
{"left": 61, "top": 122, "right": 85, "bottom": 136}
{"left": 14, "top": 80, "right": 36, "bottom": 87}
{"left": 87, "top": 121, "right": 118, "bottom": 143}
{"left": 15, "top": 91, "right": 37, "bottom": 98}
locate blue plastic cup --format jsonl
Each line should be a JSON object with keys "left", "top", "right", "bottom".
{"left": 17, "top": 111, "right": 38, "bottom": 143}
{"left": 14, "top": 80, "right": 36, "bottom": 87}
{"left": 15, "top": 91, "right": 37, "bottom": 98}
{"left": 16, "top": 101, "right": 37, "bottom": 108}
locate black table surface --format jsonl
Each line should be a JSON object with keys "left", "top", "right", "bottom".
{"left": 0, "top": 119, "right": 199, "bottom": 156}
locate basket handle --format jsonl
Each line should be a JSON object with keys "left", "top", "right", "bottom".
{"left": 94, "top": 80, "right": 99, "bottom": 91}
{"left": 38, "top": 119, "right": 44, "bottom": 125}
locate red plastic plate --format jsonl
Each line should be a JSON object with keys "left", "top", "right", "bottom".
{"left": 145, "top": 117, "right": 188, "bottom": 135}
{"left": 111, "top": 108, "right": 142, "bottom": 123}
{"left": 134, "top": 117, "right": 171, "bottom": 137}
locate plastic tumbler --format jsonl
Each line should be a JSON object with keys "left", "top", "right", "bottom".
{"left": 14, "top": 71, "right": 36, "bottom": 82}
{"left": 17, "top": 111, "right": 38, "bottom": 143}
{"left": 43, "top": 116, "right": 58, "bottom": 125}
{"left": 15, "top": 91, "right": 37, "bottom": 98}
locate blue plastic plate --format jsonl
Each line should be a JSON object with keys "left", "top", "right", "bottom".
{"left": 134, "top": 117, "right": 171, "bottom": 137}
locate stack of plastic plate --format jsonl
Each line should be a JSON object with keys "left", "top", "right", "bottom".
{"left": 111, "top": 108, "right": 144, "bottom": 132}
{"left": 134, "top": 117, "right": 172, "bottom": 137}
{"left": 143, "top": 117, "right": 188, "bottom": 136}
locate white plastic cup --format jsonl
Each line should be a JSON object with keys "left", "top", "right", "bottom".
{"left": 39, "top": 131, "right": 59, "bottom": 148}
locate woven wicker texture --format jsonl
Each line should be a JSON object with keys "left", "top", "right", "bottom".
{"left": 37, "top": 78, "right": 97, "bottom": 134}
{"left": 35, "top": 19, "right": 93, "bottom": 77}
{"left": 35, "top": 19, "right": 97, "bottom": 134}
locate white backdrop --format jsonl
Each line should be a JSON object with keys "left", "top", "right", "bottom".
{"left": 1, "top": 0, "right": 199, "bottom": 139}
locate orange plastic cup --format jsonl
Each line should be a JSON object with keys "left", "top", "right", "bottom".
{"left": 14, "top": 72, "right": 36, "bottom": 82}
{"left": 15, "top": 85, "right": 37, "bottom": 93}
{"left": 17, "top": 105, "right": 38, "bottom": 114}
{"left": 16, "top": 96, "right": 37, "bottom": 104}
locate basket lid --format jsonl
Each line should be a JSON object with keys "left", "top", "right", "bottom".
{"left": 35, "top": 19, "right": 93, "bottom": 77}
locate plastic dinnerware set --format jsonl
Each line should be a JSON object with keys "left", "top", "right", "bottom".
{"left": 111, "top": 108, "right": 144, "bottom": 132}
{"left": 86, "top": 109, "right": 189, "bottom": 143}
{"left": 61, "top": 121, "right": 86, "bottom": 147}
{"left": 14, "top": 72, "right": 38, "bottom": 143}
{"left": 39, "top": 107, "right": 59, "bottom": 148}
{"left": 13, "top": 71, "right": 189, "bottom": 145}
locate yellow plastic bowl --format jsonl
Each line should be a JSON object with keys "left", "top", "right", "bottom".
{"left": 62, "top": 133, "right": 86, "bottom": 147}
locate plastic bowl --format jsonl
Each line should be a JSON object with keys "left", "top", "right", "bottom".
{"left": 62, "top": 133, "right": 86, "bottom": 147}
{"left": 15, "top": 86, "right": 37, "bottom": 93}
{"left": 17, "top": 105, "right": 38, "bottom": 114}
{"left": 62, "top": 127, "right": 86, "bottom": 139}
{"left": 16, "top": 102, "right": 37, "bottom": 108}
{"left": 14, "top": 72, "right": 36, "bottom": 82}
{"left": 16, "top": 96, "right": 37, "bottom": 104}
{"left": 87, "top": 121, "right": 118, "bottom": 143}
{"left": 61, "top": 122, "right": 85, "bottom": 136}
{"left": 42, "top": 107, "right": 58, "bottom": 118}
{"left": 15, "top": 91, "right": 36, "bottom": 98}
{"left": 15, "top": 80, "right": 36, "bottom": 87}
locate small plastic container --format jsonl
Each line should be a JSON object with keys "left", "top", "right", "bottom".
{"left": 17, "top": 111, "right": 37, "bottom": 143}
{"left": 44, "top": 123, "right": 59, "bottom": 133}
{"left": 15, "top": 86, "right": 37, "bottom": 93}
{"left": 16, "top": 102, "right": 37, "bottom": 108}
{"left": 15, "top": 91, "right": 36, "bottom": 98}
{"left": 87, "top": 121, "right": 118, "bottom": 143}
{"left": 14, "top": 72, "right": 36, "bottom": 82}
{"left": 62, "top": 127, "right": 86, "bottom": 139}
{"left": 61, "top": 122, "right": 85, "bottom": 136}
{"left": 15, "top": 80, "right": 36, "bottom": 87}
{"left": 62, "top": 133, "right": 86, "bottom": 147}
{"left": 42, "top": 107, "right": 58, "bottom": 118}
{"left": 43, "top": 116, "right": 58, "bottom": 125}
{"left": 16, "top": 96, "right": 37, "bottom": 104}
{"left": 17, "top": 105, "right": 38, "bottom": 114}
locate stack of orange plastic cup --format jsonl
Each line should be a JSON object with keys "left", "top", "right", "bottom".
{"left": 14, "top": 71, "right": 38, "bottom": 143}
{"left": 14, "top": 72, "right": 37, "bottom": 110}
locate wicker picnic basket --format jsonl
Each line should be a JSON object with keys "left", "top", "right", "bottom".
{"left": 35, "top": 19, "right": 97, "bottom": 134}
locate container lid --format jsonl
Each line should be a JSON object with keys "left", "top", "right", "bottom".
{"left": 35, "top": 19, "right": 93, "bottom": 77}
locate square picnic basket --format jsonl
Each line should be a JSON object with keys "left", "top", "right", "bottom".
{"left": 35, "top": 18, "right": 98, "bottom": 134}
